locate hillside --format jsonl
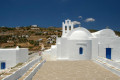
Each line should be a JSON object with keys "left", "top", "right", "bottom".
{"left": 0, "top": 26, "right": 62, "bottom": 51}
{"left": 0, "top": 26, "right": 119, "bottom": 51}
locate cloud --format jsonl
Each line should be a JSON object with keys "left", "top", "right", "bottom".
{"left": 85, "top": 18, "right": 95, "bottom": 22}
{"left": 78, "top": 16, "right": 82, "bottom": 19}
{"left": 72, "top": 21, "right": 81, "bottom": 25}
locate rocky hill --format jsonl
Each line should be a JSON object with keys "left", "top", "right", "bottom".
{"left": 0, "top": 26, "right": 119, "bottom": 51}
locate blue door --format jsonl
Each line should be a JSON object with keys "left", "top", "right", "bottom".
{"left": 1, "top": 62, "right": 6, "bottom": 69}
{"left": 106, "top": 48, "right": 111, "bottom": 59}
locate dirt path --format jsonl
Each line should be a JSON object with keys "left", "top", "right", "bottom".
{"left": 32, "top": 61, "right": 120, "bottom": 80}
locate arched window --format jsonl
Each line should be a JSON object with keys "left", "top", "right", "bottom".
{"left": 79, "top": 47, "right": 83, "bottom": 54}
{"left": 69, "top": 26, "right": 71, "bottom": 30}
{"left": 65, "top": 26, "right": 67, "bottom": 30}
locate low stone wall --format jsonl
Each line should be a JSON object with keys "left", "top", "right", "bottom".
{"left": 24, "top": 60, "right": 46, "bottom": 80}
{"left": 97, "top": 57, "right": 120, "bottom": 69}
{"left": 95, "top": 56, "right": 120, "bottom": 76}
{"left": 3, "top": 56, "right": 42, "bottom": 80}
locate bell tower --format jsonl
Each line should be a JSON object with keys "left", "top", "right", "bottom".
{"left": 62, "top": 19, "right": 74, "bottom": 36}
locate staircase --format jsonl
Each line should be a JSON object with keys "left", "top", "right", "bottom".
{"left": 2, "top": 56, "right": 46, "bottom": 80}
{"left": 94, "top": 57, "right": 120, "bottom": 76}
{"left": 18, "top": 60, "right": 46, "bottom": 80}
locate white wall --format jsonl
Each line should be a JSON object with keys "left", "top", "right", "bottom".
{"left": 0, "top": 48, "right": 28, "bottom": 69}
{"left": 0, "top": 49, "right": 17, "bottom": 69}
{"left": 98, "top": 37, "right": 120, "bottom": 61}
{"left": 57, "top": 44, "right": 61, "bottom": 58}
{"left": 50, "top": 45, "right": 57, "bottom": 57}
{"left": 91, "top": 38, "right": 99, "bottom": 60}
{"left": 56, "top": 38, "right": 92, "bottom": 60}
{"left": 60, "top": 38, "right": 69, "bottom": 59}
{"left": 16, "top": 48, "right": 28, "bottom": 64}
{"left": 67, "top": 40, "right": 92, "bottom": 60}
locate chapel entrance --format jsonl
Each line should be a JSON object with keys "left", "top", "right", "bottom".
{"left": 1, "top": 62, "right": 6, "bottom": 69}
{"left": 106, "top": 48, "right": 111, "bottom": 59}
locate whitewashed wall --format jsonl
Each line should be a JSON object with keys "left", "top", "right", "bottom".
{"left": 50, "top": 45, "right": 57, "bottom": 57}
{"left": 91, "top": 38, "right": 99, "bottom": 60}
{"left": 56, "top": 37, "right": 92, "bottom": 60}
{"left": 16, "top": 48, "right": 28, "bottom": 64}
{"left": 98, "top": 37, "right": 120, "bottom": 61}
{"left": 67, "top": 40, "right": 92, "bottom": 60}
{"left": 0, "top": 49, "right": 17, "bottom": 69}
{"left": 0, "top": 48, "right": 28, "bottom": 69}
{"left": 60, "top": 38, "right": 69, "bottom": 59}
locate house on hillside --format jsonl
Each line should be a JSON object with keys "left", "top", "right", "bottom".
{"left": 31, "top": 25, "right": 39, "bottom": 30}
{"left": 47, "top": 38, "right": 55, "bottom": 44}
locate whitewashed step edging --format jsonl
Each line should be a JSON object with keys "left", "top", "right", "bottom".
{"left": 24, "top": 60, "right": 46, "bottom": 80}
{"left": 2, "top": 56, "right": 42, "bottom": 80}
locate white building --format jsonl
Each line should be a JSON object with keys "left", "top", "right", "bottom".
{"left": 31, "top": 25, "right": 39, "bottom": 30}
{"left": 0, "top": 46, "right": 28, "bottom": 70}
{"left": 44, "top": 19, "right": 120, "bottom": 61}
{"left": 31, "top": 25, "right": 37, "bottom": 27}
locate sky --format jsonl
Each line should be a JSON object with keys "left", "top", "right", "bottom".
{"left": 0, "top": 0, "right": 120, "bottom": 31}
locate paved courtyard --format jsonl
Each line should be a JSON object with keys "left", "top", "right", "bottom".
{"left": 32, "top": 61, "right": 120, "bottom": 80}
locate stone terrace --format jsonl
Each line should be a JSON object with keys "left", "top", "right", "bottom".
{"left": 32, "top": 61, "right": 120, "bottom": 80}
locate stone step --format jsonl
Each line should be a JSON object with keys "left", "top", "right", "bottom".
{"left": 95, "top": 59, "right": 120, "bottom": 76}
{"left": 96, "top": 59, "right": 120, "bottom": 71}
{"left": 18, "top": 60, "right": 43, "bottom": 80}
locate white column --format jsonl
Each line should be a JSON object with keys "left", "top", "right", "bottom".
{"left": 62, "top": 22, "right": 65, "bottom": 35}
{"left": 67, "top": 24, "right": 69, "bottom": 33}
{"left": 71, "top": 22, "right": 74, "bottom": 30}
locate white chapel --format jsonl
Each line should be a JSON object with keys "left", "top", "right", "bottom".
{"left": 44, "top": 19, "right": 120, "bottom": 61}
